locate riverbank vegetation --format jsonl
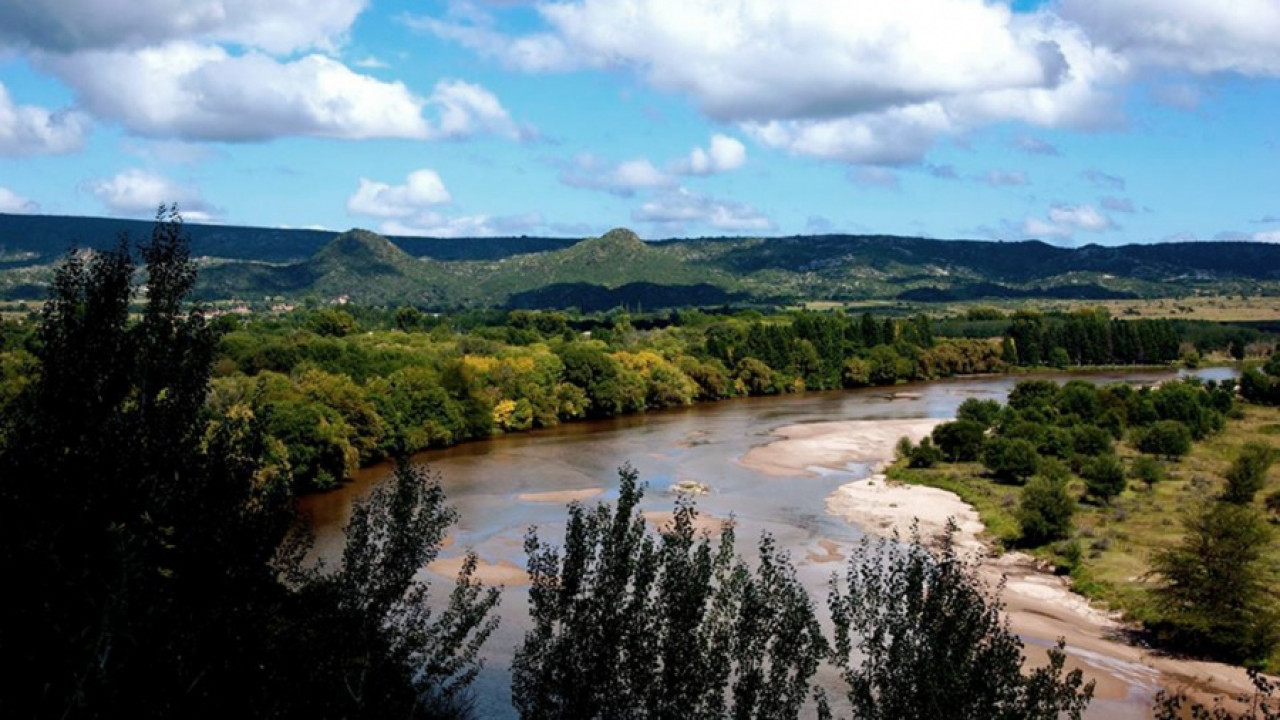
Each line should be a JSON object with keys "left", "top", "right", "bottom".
{"left": 892, "top": 371, "right": 1280, "bottom": 669}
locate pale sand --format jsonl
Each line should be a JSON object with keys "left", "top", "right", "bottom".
{"left": 428, "top": 554, "right": 530, "bottom": 587}
{"left": 750, "top": 418, "right": 1264, "bottom": 709}
{"left": 739, "top": 418, "right": 942, "bottom": 477}
{"left": 643, "top": 510, "right": 733, "bottom": 537}
{"left": 517, "top": 487, "right": 605, "bottom": 503}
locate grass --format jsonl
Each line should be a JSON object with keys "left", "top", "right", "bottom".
{"left": 890, "top": 403, "right": 1280, "bottom": 667}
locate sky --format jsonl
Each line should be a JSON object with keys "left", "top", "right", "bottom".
{"left": 0, "top": 0, "right": 1278, "bottom": 245}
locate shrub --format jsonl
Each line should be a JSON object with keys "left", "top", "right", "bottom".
{"left": 1018, "top": 475, "right": 1076, "bottom": 546}
{"left": 982, "top": 437, "right": 1040, "bottom": 484}
{"left": 931, "top": 420, "right": 986, "bottom": 462}
{"left": 1134, "top": 420, "right": 1192, "bottom": 460}
{"left": 1081, "top": 455, "right": 1127, "bottom": 503}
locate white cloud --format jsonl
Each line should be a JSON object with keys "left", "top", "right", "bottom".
{"left": 633, "top": 187, "right": 772, "bottom": 233}
{"left": 675, "top": 134, "right": 747, "bottom": 175}
{"left": 532, "top": 0, "right": 1064, "bottom": 121}
{"left": 88, "top": 168, "right": 218, "bottom": 220}
{"left": 428, "top": 79, "right": 531, "bottom": 141}
{"left": 1062, "top": 0, "right": 1280, "bottom": 76}
{"left": 0, "top": 0, "right": 364, "bottom": 55}
{"left": 560, "top": 155, "right": 673, "bottom": 196}
{"left": 0, "top": 82, "right": 91, "bottom": 156}
{"left": 1255, "top": 230, "right": 1280, "bottom": 243}
{"left": 744, "top": 103, "right": 951, "bottom": 165}
{"left": 1024, "top": 203, "right": 1115, "bottom": 238}
{"left": 425, "top": 1, "right": 1132, "bottom": 165}
{"left": 382, "top": 211, "right": 545, "bottom": 238}
{"left": 347, "top": 170, "right": 452, "bottom": 218}
{"left": 0, "top": 186, "right": 38, "bottom": 213}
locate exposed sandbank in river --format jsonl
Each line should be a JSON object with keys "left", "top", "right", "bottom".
{"left": 740, "top": 418, "right": 1260, "bottom": 711}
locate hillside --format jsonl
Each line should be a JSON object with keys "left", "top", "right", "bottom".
{"left": 3, "top": 212, "right": 1280, "bottom": 308}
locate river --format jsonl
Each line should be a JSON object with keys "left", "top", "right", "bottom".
{"left": 300, "top": 367, "right": 1237, "bottom": 719}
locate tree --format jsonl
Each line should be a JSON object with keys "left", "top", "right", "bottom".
{"left": 956, "top": 398, "right": 1002, "bottom": 428}
{"left": 1150, "top": 501, "right": 1279, "bottom": 664}
{"left": 908, "top": 436, "right": 944, "bottom": 468}
{"left": 0, "top": 208, "right": 498, "bottom": 718}
{"left": 821, "top": 526, "right": 1094, "bottom": 719}
{"left": 1135, "top": 420, "right": 1192, "bottom": 460}
{"left": 1081, "top": 455, "right": 1127, "bottom": 503}
{"left": 1018, "top": 474, "right": 1076, "bottom": 546}
{"left": 931, "top": 420, "right": 986, "bottom": 462}
{"left": 1222, "top": 441, "right": 1275, "bottom": 505}
{"left": 982, "top": 437, "right": 1040, "bottom": 484}
{"left": 513, "top": 465, "right": 827, "bottom": 719}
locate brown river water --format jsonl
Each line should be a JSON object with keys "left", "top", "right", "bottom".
{"left": 300, "top": 367, "right": 1236, "bottom": 718}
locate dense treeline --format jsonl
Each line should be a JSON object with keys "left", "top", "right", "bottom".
{"left": 3, "top": 289, "right": 1266, "bottom": 494}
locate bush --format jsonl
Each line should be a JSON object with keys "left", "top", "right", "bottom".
{"left": 1129, "top": 455, "right": 1166, "bottom": 490}
{"left": 982, "top": 437, "right": 1040, "bottom": 484}
{"left": 956, "top": 398, "right": 1002, "bottom": 428}
{"left": 1069, "top": 425, "right": 1113, "bottom": 457}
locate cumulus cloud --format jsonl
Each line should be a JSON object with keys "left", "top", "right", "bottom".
{"left": 88, "top": 168, "right": 218, "bottom": 220}
{"left": 1024, "top": 203, "right": 1115, "bottom": 238}
{"left": 347, "top": 169, "right": 452, "bottom": 218}
{"left": 632, "top": 187, "right": 772, "bottom": 233}
{"left": 674, "top": 134, "right": 747, "bottom": 175}
{"left": 424, "top": 1, "right": 1133, "bottom": 165}
{"left": 744, "top": 103, "right": 952, "bottom": 165}
{"left": 1255, "top": 230, "right": 1280, "bottom": 243}
{"left": 0, "top": 82, "right": 91, "bottom": 156}
{"left": 560, "top": 155, "right": 674, "bottom": 196}
{"left": 428, "top": 79, "right": 532, "bottom": 141}
{"left": 43, "top": 43, "right": 432, "bottom": 141}
{"left": 0, "top": 186, "right": 39, "bottom": 213}
{"left": 1061, "top": 0, "right": 1280, "bottom": 76}
{"left": 0, "top": 0, "right": 364, "bottom": 55}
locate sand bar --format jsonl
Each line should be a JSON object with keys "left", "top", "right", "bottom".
{"left": 428, "top": 554, "right": 529, "bottom": 587}
{"left": 517, "top": 487, "right": 605, "bottom": 504}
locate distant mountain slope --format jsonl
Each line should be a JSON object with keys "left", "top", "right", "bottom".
{"left": 4, "top": 212, "right": 1280, "bottom": 307}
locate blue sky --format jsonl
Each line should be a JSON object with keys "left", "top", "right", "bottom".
{"left": 0, "top": 0, "right": 1277, "bottom": 245}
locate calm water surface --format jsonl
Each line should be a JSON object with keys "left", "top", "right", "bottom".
{"left": 300, "top": 367, "right": 1236, "bottom": 718}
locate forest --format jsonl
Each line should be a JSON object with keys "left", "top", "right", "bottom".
{"left": 2, "top": 213, "right": 1278, "bottom": 718}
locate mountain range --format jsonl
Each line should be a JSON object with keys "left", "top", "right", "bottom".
{"left": 3, "top": 212, "right": 1278, "bottom": 310}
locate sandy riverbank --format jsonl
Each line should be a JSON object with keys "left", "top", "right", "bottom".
{"left": 744, "top": 418, "right": 1261, "bottom": 713}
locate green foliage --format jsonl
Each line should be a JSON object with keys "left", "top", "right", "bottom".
{"left": 982, "top": 437, "right": 1041, "bottom": 484}
{"left": 907, "top": 437, "right": 944, "bottom": 468}
{"left": 1222, "top": 441, "right": 1276, "bottom": 505}
{"left": 956, "top": 398, "right": 1002, "bottom": 428}
{"left": 0, "top": 210, "right": 497, "bottom": 718}
{"left": 1080, "top": 455, "right": 1127, "bottom": 503}
{"left": 1135, "top": 420, "right": 1193, "bottom": 460}
{"left": 513, "top": 465, "right": 827, "bottom": 719}
{"left": 931, "top": 419, "right": 987, "bottom": 462}
{"left": 1150, "top": 502, "right": 1279, "bottom": 664}
{"left": 1129, "top": 455, "right": 1166, "bottom": 490}
{"left": 1019, "top": 475, "right": 1076, "bottom": 546}
{"left": 822, "top": 527, "right": 1094, "bottom": 720}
